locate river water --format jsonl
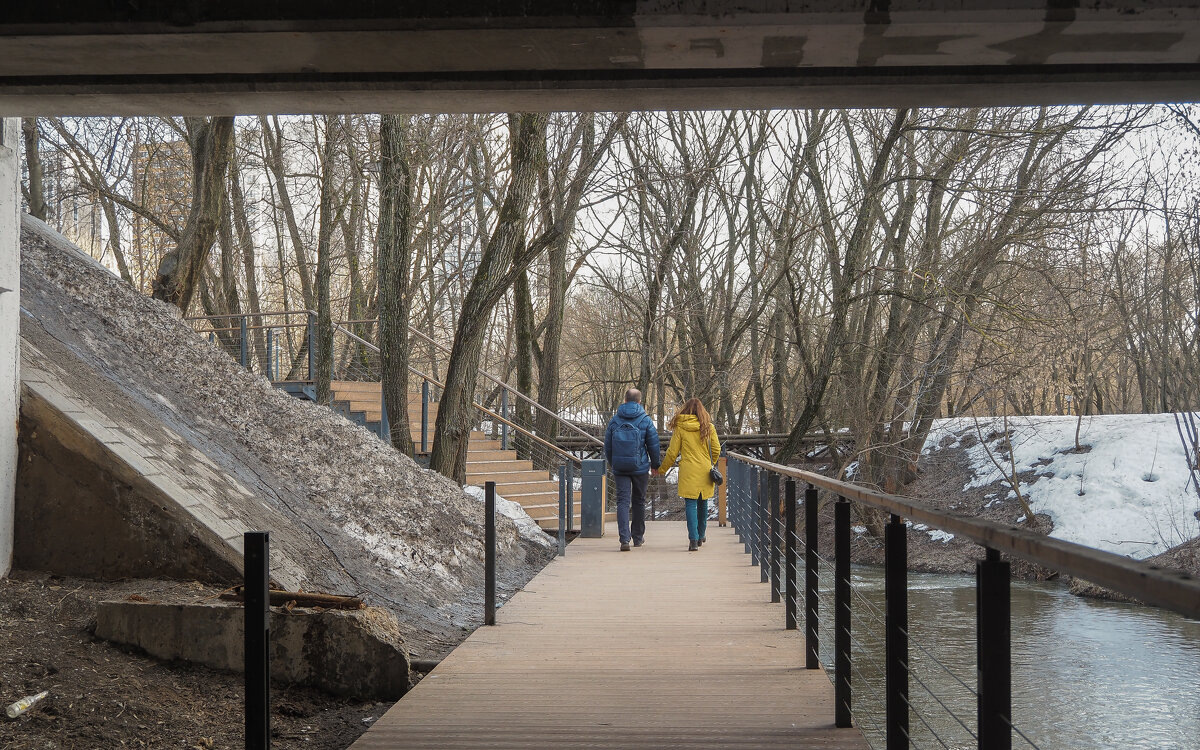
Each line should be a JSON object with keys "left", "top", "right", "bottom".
{"left": 810, "top": 567, "right": 1200, "bottom": 749}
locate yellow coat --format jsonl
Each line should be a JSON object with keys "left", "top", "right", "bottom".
{"left": 658, "top": 414, "right": 721, "bottom": 500}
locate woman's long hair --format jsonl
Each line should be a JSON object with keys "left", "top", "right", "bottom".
{"left": 668, "top": 398, "right": 714, "bottom": 441}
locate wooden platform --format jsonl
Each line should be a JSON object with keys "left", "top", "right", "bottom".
{"left": 351, "top": 521, "right": 867, "bottom": 750}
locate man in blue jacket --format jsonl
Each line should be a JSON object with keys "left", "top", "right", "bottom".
{"left": 604, "top": 388, "right": 661, "bottom": 551}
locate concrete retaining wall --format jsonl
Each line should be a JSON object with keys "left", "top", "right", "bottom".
{"left": 95, "top": 600, "right": 410, "bottom": 701}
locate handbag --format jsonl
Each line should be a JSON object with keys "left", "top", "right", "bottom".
{"left": 707, "top": 430, "right": 723, "bottom": 486}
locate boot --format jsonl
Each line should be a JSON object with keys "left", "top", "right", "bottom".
{"left": 688, "top": 540, "right": 698, "bottom": 552}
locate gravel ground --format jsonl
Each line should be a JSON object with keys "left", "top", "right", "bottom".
{"left": 0, "top": 573, "right": 385, "bottom": 750}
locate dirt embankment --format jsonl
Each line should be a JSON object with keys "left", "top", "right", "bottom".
{"left": 18, "top": 213, "right": 555, "bottom": 659}
{"left": 0, "top": 574, "right": 384, "bottom": 750}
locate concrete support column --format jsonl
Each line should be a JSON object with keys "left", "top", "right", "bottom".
{"left": 0, "top": 118, "right": 19, "bottom": 577}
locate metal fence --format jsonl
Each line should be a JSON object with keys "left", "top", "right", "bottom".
{"left": 725, "top": 451, "right": 1200, "bottom": 750}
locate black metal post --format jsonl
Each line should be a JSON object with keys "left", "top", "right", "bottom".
{"left": 739, "top": 461, "right": 751, "bottom": 555}
{"left": 500, "top": 390, "right": 509, "bottom": 450}
{"left": 306, "top": 313, "right": 315, "bottom": 382}
{"left": 244, "top": 531, "right": 270, "bottom": 750}
{"left": 886, "top": 514, "right": 909, "bottom": 750}
{"left": 557, "top": 465, "right": 567, "bottom": 556}
{"left": 420, "top": 380, "right": 430, "bottom": 453}
{"left": 265, "top": 328, "right": 274, "bottom": 381}
{"left": 806, "top": 483, "right": 820, "bottom": 669}
{"left": 240, "top": 316, "right": 249, "bottom": 368}
{"left": 977, "top": 548, "right": 1012, "bottom": 750}
{"left": 835, "top": 496, "right": 852, "bottom": 728}
{"left": 769, "top": 471, "right": 781, "bottom": 603}
{"left": 785, "top": 478, "right": 798, "bottom": 630}
{"left": 750, "top": 467, "right": 761, "bottom": 568}
{"left": 759, "top": 468, "right": 770, "bottom": 583}
{"left": 566, "top": 461, "right": 575, "bottom": 533}
{"left": 485, "top": 481, "right": 496, "bottom": 626}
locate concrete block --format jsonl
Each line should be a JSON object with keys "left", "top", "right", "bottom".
{"left": 95, "top": 600, "right": 410, "bottom": 701}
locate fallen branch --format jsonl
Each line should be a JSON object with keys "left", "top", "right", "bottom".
{"left": 219, "top": 587, "right": 364, "bottom": 611}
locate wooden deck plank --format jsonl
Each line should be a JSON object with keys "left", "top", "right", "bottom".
{"left": 351, "top": 521, "right": 867, "bottom": 750}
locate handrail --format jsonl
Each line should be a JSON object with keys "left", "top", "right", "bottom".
{"left": 728, "top": 451, "right": 1200, "bottom": 620}
{"left": 357, "top": 317, "right": 604, "bottom": 448}
{"left": 334, "top": 323, "right": 581, "bottom": 468}
{"left": 194, "top": 310, "right": 604, "bottom": 449}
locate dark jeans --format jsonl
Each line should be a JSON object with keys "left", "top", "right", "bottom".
{"left": 614, "top": 472, "right": 648, "bottom": 544}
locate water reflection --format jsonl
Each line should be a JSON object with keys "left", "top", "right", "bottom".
{"left": 807, "top": 566, "right": 1200, "bottom": 749}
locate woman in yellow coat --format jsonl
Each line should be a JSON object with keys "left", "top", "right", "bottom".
{"left": 656, "top": 398, "right": 721, "bottom": 552}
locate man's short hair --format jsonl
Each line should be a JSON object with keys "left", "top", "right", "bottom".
{"left": 625, "top": 388, "right": 642, "bottom": 403}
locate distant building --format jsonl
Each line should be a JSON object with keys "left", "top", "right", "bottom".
{"left": 22, "top": 150, "right": 105, "bottom": 258}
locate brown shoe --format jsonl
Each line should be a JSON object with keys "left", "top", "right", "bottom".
{"left": 688, "top": 540, "right": 698, "bottom": 552}
{"left": 620, "top": 543, "right": 631, "bottom": 552}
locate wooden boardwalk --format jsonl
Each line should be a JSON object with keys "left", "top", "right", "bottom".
{"left": 351, "top": 520, "right": 867, "bottom": 749}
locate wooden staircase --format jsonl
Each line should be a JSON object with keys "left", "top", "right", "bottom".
{"left": 330, "top": 381, "right": 586, "bottom": 531}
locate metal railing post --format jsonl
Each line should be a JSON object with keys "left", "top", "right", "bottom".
{"left": 759, "top": 467, "right": 770, "bottom": 584}
{"left": 805, "top": 483, "right": 819, "bottom": 669}
{"left": 718, "top": 456, "right": 728, "bottom": 526}
{"left": 420, "top": 380, "right": 430, "bottom": 453}
{"left": 500, "top": 389, "right": 509, "bottom": 450}
{"left": 750, "top": 467, "right": 761, "bottom": 568}
{"left": 835, "top": 495, "right": 852, "bottom": 728}
{"left": 265, "top": 328, "right": 274, "bottom": 381}
{"left": 306, "top": 313, "right": 315, "bottom": 382}
{"left": 244, "top": 531, "right": 270, "bottom": 750}
{"left": 485, "top": 482, "right": 496, "bottom": 626}
{"left": 739, "top": 461, "right": 751, "bottom": 555}
{"left": 978, "top": 548, "right": 1012, "bottom": 750}
{"left": 886, "top": 514, "right": 909, "bottom": 750}
{"left": 380, "top": 396, "right": 389, "bottom": 445}
{"left": 566, "top": 461, "right": 575, "bottom": 533}
{"left": 240, "top": 315, "right": 249, "bottom": 369}
{"left": 769, "top": 471, "right": 781, "bottom": 603}
{"left": 785, "top": 478, "right": 798, "bottom": 630}
{"left": 557, "top": 465, "right": 567, "bottom": 557}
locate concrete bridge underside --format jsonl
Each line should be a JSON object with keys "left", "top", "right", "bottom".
{"left": 6, "top": 1, "right": 1200, "bottom": 574}
{"left": 3, "top": 2, "right": 1200, "bottom": 114}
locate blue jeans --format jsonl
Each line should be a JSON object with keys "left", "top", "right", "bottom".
{"left": 685, "top": 496, "right": 709, "bottom": 542}
{"left": 615, "top": 473, "right": 648, "bottom": 544}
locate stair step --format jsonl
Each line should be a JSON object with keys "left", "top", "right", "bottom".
{"left": 465, "top": 459, "right": 536, "bottom": 473}
{"left": 466, "top": 469, "right": 553, "bottom": 484}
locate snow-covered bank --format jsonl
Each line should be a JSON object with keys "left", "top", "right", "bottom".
{"left": 923, "top": 414, "right": 1200, "bottom": 559}
{"left": 464, "top": 485, "right": 555, "bottom": 551}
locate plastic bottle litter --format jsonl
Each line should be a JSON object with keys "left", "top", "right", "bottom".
{"left": 5, "top": 691, "right": 49, "bottom": 719}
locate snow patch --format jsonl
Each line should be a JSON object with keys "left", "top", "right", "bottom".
{"left": 923, "top": 414, "right": 1200, "bottom": 558}
{"left": 464, "top": 485, "right": 555, "bottom": 551}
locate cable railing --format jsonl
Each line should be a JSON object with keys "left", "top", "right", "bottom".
{"left": 724, "top": 450, "right": 1200, "bottom": 750}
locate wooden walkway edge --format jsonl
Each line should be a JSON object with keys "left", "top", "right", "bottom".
{"left": 351, "top": 521, "right": 868, "bottom": 749}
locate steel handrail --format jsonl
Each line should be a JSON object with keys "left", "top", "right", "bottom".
{"left": 334, "top": 323, "right": 581, "bottom": 467}
{"left": 399, "top": 321, "right": 604, "bottom": 448}
{"left": 727, "top": 451, "right": 1200, "bottom": 620}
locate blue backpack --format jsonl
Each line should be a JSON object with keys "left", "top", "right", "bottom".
{"left": 610, "top": 419, "right": 644, "bottom": 473}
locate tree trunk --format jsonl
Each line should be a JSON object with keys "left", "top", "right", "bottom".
{"left": 229, "top": 155, "right": 269, "bottom": 374}
{"left": 377, "top": 114, "right": 416, "bottom": 456}
{"left": 152, "top": 116, "right": 235, "bottom": 311}
{"left": 21, "top": 118, "right": 47, "bottom": 221}
{"left": 430, "top": 113, "right": 556, "bottom": 483}
{"left": 314, "top": 115, "right": 339, "bottom": 405}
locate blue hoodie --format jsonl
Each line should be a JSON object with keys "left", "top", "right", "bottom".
{"left": 604, "top": 402, "right": 662, "bottom": 476}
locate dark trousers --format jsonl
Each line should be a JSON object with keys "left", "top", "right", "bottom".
{"left": 615, "top": 472, "right": 649, "bottom": 544}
